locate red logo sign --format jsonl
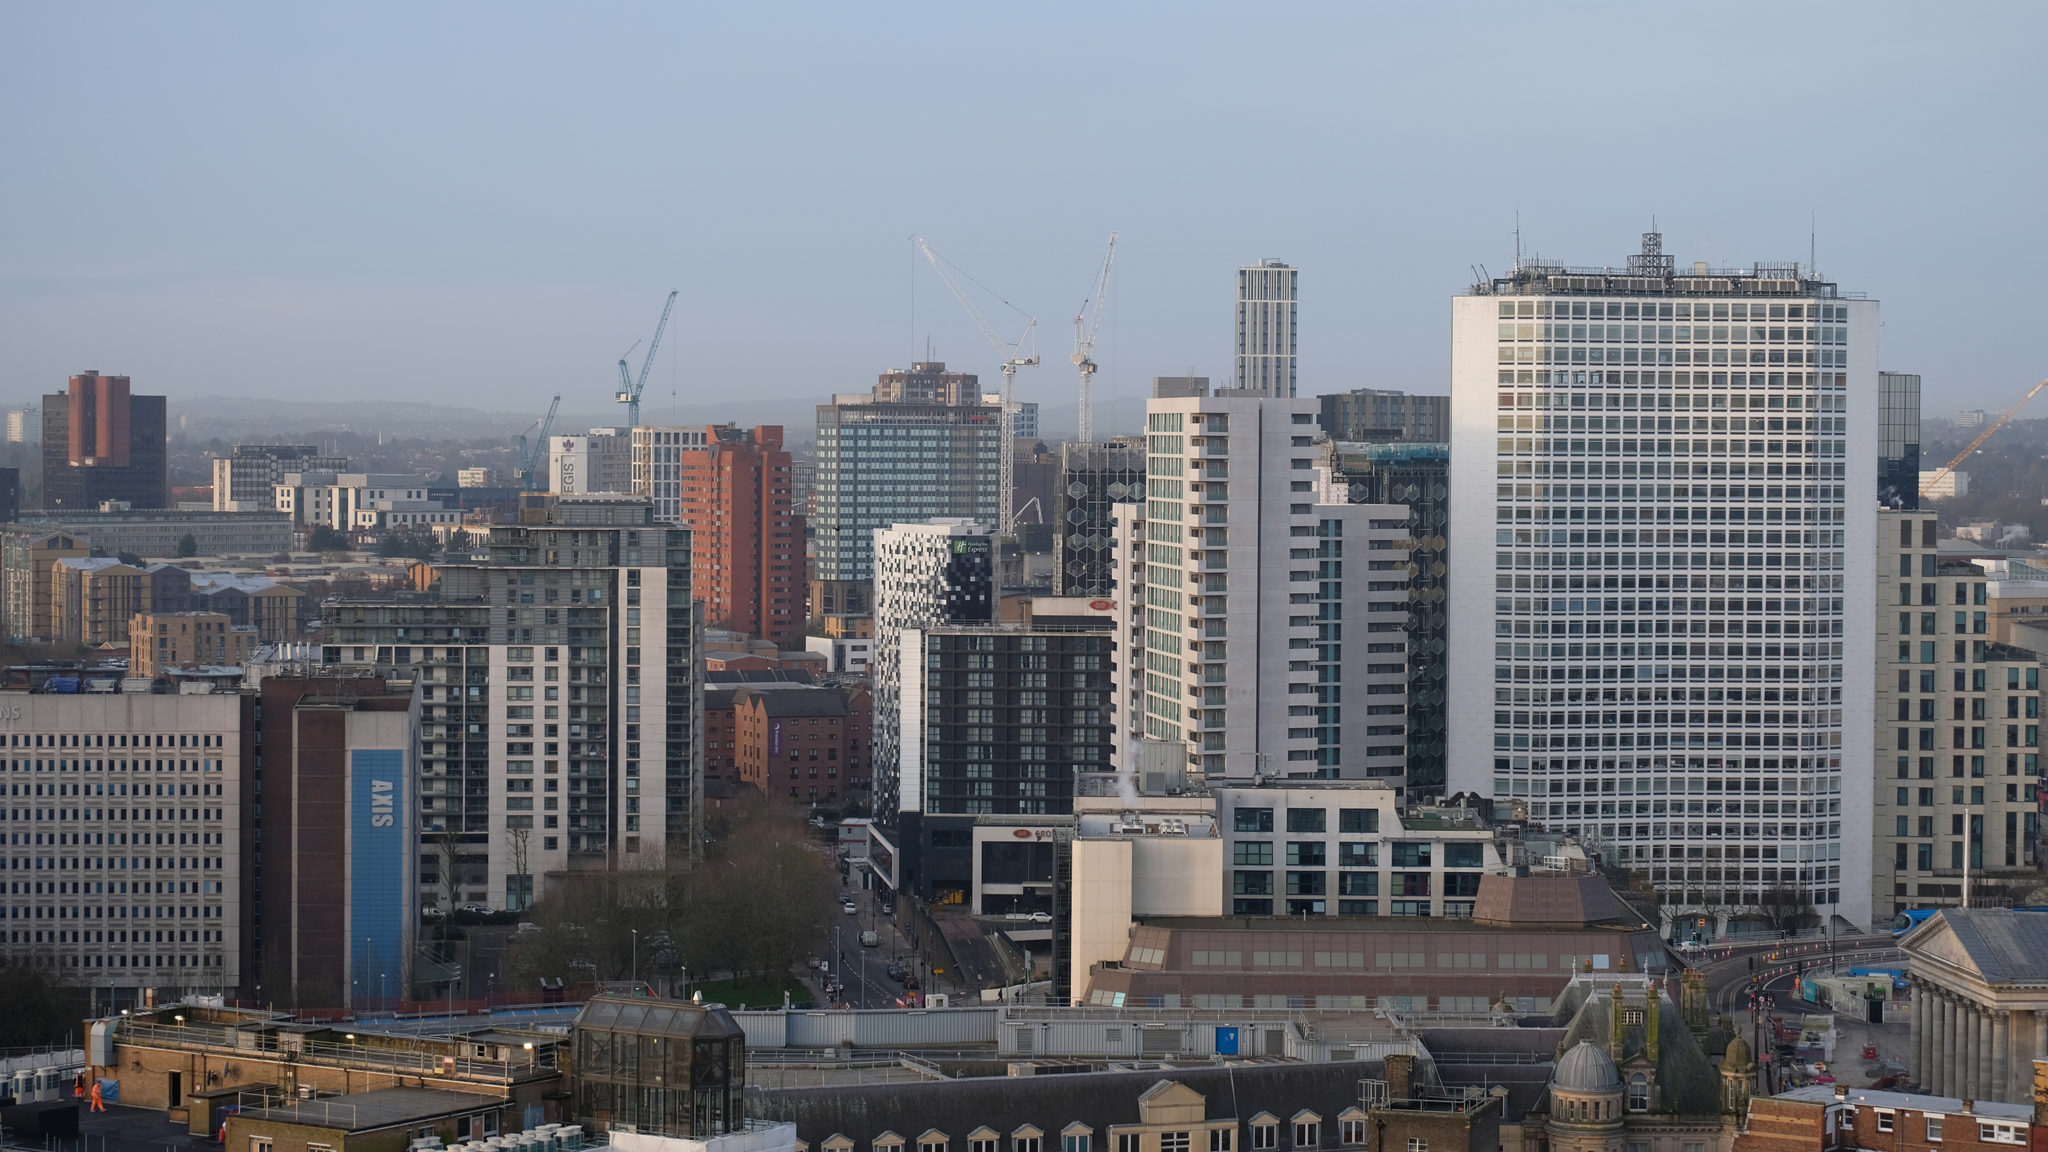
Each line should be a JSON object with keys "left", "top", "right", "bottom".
{"left": 1089, "top": 600, "right": 1114, "bottom": 610}
{"left": 1012, "top": 829, "right": 1034, "bottom": 839}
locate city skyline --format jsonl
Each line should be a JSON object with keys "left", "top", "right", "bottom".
{"left": 3, "top": 4, "right": 2045, "bottom": 418}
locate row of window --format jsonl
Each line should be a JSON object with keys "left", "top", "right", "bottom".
{"left": 808, "top": 1116, "right": 1374, "bottom": 1152}
{"left": 1496, "top": 299, "right": 1845, "bottom": 321}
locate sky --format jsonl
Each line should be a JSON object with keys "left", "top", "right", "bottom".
{"left": 3, "top": 2, "right": 2045, "bottom": 426}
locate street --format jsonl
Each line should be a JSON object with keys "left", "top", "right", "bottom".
{"left": 817, "top": 886, "right": 928, "bottom": 1009}
{"left": 1688, "top": 935, "right": 1908, "bottom": 1093}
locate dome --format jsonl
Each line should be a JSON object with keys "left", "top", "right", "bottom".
{"left": 1553, "top": 1041, "right": 1622, "bottom": 1092}
{"left": 1722, "top": 1033, "right": 1753, "bottom": 1069}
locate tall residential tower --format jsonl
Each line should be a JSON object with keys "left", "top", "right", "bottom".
{"left": 1235, "top": 261, "right": 1298, "bottom": 398}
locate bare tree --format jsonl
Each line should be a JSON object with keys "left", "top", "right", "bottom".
{"left": 506, "top": 826, "right": 532, "bottom": 913}
{"left": 1757, "top": 885, "right": 1820, "bottom": 935}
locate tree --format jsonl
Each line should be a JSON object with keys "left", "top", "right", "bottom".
{"left": 506, "top": 826, "right": 532, "bottom": 913}
{"left": 308, "top": 525, "right": 349, "bottom": 552}
{"left": 116, "top": 551, "right": 145, "bottom": 568}
{"left": 0, "top": 959, "right": 88, "bottom": 1047}
{"left": 174, "top": 533, "right": 199, "bottom": 558}
{"left": 1757, "top": 885, "right": 1821, "bottom": 936}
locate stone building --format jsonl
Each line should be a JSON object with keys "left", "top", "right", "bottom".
{"left": 1900, "top": 907, "right": 2048, "bottom": 1104}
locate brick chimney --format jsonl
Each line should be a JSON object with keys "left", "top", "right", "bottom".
{"left": 1384, "top": 1053, "right": 1414, "bottom": 1101}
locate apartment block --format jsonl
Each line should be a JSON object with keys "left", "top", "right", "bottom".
{"left": 322, "top": 496, "right": 701, "bottom": 908}
{"left": 633, "top": 424, "right": 805, "bottom": 647}
{"left": 870, "top": 519, "right": 993, "bottom": 828}
{"left": 1235, "top": 261, "right": 1298, "bottom": 397}
{"left": 734, "top": 683, "right": 870, "bottom": 806}
{"left": 1110, "top": 393, "right": 1412, "bottom": 786}
{"left": 1325, "top": 441, "right": 1451, "bottom": 795}
{"left": 1872, "top": 509, "right": 2042, "bottom": 924}
{"left": 0, "top": 692, "right": 248, "bottom": 1006}
{"left": 130, "top": 612, "right": 259, "bottom": 676}
{"left": 1054, "top": 437, "right": 1145, "bottom": 597}
{"left": 0, "top": 527, "right": 90, "bottom": 641}
{"left": 1447, "top": 232, "right": 1876, "bottom": 926}
{"left": 52, "top": 556, "right": 151, "bottom": 646}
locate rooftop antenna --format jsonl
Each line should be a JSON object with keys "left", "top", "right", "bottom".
{"left": 1514, "top": 211, "right": 1523, "bottom": 273}
{"left": 1810, "top": 210, "right": 1817, "bottom": 277}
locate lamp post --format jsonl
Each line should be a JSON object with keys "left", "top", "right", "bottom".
{"left": 631, "top": 929, "right": 639, "bottom": 988}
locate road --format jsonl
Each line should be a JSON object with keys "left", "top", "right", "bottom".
{"left": 1681, "top": 934, "right": 1906, "bottom": 1094}
{"left": 819, "top": 885, "right": 924, "bottom": 1008}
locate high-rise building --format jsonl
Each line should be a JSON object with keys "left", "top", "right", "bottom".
{"left": 0, "top": 692, "right": 249, "bottom": 1006}
{"left": 0, "top": 526, "right": 90, "bottom": 641}
{"left": 42, "top": 372, "right": 168, "bottom": 511}
{"left": 1235, "top": 261, "right": 1297, "bottom": 397}
{"left": 810, "top": 369, "right": 1000, "bottom": 623}
{"left": 1447, "top": 233, "right": 1877, "bottom": 927}
{"left": 1152, "top": 376, "right": 1211, "bottom": 399}
{"left": 1325, "top": 440, "right": 1452, "bottom": 796}
{"left": 870, "top": 519, "right": 993, "bottom": 830}
{"left": 899, "top": 626, "right": 1113, "bottom": 904}
{"left": 981, "top": 393, "right": 1040, "bottom": 441}
{"left": 875, "top": 361, "right": 978, "bottom": 405}
{"left": 551, "top": 429, "right": 633, "bottom": 496}
{"left": 213, "top": 445, "right": 350, "bottom": 512}
{"left": 1871, "top": 511, "right": 2043, "bottom": 924}
{"left": 1316, "top": 388, "right": 1449, "bottom": 443}
{"left": 250, "top": 675, "right": 420, "bottom": 1009}
{"left": 322, "top": 496, "right": 701, "bottom": 907}
{"left": 1054, "top": 437, "right": 1145, "bottom": 597}
{"left": 6, "top": 407, "right": 38, "bottom": 444}
{"left": 633, "top": 424, "right": 804, "bottom": 647}
{"left": 1109, "top": 393, "right": 1412, "bottom": 786}
{"left": 1879, "top": 372, "right": 1923, "bottom": 510}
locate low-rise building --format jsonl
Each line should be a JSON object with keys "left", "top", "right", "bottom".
{"left": 130, "top": 611, "right": 259, "bottom": 676}
{"left": 0, "top": 526, "right": 91, "bottom": 640}
{"left": 1899, "top": 907, "right": 2048, "bottom": 1104}
{"left": 16, "top": 508, "right": 295, "bottom": 557}
{"left": 213, "top": 446, "right": 350, "bottom": 513}
{"left": 736, "top": 683, "right": 871, "bottom": 806}
{"left": 51, "top": 556, "right": 150, "bottom": 646}
{"left": 1734, "top": 1085, "right": 2034, "bottom": 1152}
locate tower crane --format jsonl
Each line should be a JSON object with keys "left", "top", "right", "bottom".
{"left": 911, "top": 236, "right": 1038, "bottom": 535}
{"left": 516, "top": 393, "right": 562, "bottom": 492}
{"left": 1070, "top": 232, "right": 1118, "bottom": 445}
{"left": 1922, "top": 378, "right": 2048, "bottom": 499}
{"left": 615, "top": 290, "right": 679, "bottom": 428}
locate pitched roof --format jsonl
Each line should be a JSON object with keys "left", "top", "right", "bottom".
{"left": 1904, "top": 908, "right": 2048, "bottom": 985}
{"left": 1547, "top": 983, "right": 1720, "bottom": 1115}
{"left": 1472, "top": 873, "right": 1633, "bottom": 927}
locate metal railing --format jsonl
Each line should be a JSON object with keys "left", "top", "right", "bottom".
{"left": 114, "top": 1022, "right": 553, "bottom": 1081}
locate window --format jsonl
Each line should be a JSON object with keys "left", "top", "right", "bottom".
{"left": 1405, "top": 1142, "right": 1428, "bottom": 1152}
{"left": 1015, "top": 1138, "right": 1040, "bottom": 1152}
{"left": 251, "top": 1141, "right": 273, "bottom": 1152}
{"left": 1234, "top": 807, "right": 1274, "bottom": 832}
{"left": 1627, "top": 1073, "right": 1648, "bottom": 1111}
{"left": 924, "top": 1141, "right": 949, "bottom": 1152}
{"left": 1981, "top": 1122, "right": 2025, "bottom": 1145}
{"left": 1211, "top": 1131, "right": 1233, "bottom": 1152}
{"left": 1875, "top": 1111, "right": 1894, "bottom": 1133}
{"left": 1160, "top": 1136, "right": 1190, "bottom": 1152}
{"left": 1292, "top": 1121, "right": 1319, "bottom": 1148}
{"left": 973, "top": 1141, "right": 997, "bottom": 1152}
{"left": 1390, "top": 842, "right": 1431, "bottom": 867}
{"left": 1117, "top": 1137, "right": 1139, "bottom": 1152}
{"left": 1340, "top": 1120, "right": 1365, "bottom": 1146}
{"left": 1234, "top": 842, "right": 1273, "bottom": 866}
{"left": 1286, "top": 808, "right": 1326, "bottom": 833}
{"left": 1926, "top": 1116, "right": 1943, "bottom": 1141}
{"left": 1252, "top": 1124, "right": 1277, "bottom": 1151}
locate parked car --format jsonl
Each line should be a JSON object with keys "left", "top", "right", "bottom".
{"left": 421, "top": 905, "right": 446, "bottom": 920}
{"left": 842, "top": 901, "right": 858, "bottom": 915}
{"left": 459, "top": 903, "right": 494, "bottom": 915}
{"left": 886, "top": 963, "right": 907, "bottom": 982}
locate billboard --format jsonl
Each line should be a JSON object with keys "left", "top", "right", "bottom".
{"left": 350, "top": 748, "right": 408, "bottom": 1005}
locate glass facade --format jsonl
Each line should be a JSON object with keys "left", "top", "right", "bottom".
{"left": 572, "top": 996, "right": 746, "bottom": 1138}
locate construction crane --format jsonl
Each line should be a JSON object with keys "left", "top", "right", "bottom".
{"left": 911, "top": 236, "right": 1038, "bottom": 535}
{"left": 1922, "top": 378, "right": 2048, "bottom": 499}
{"left": 515, "top": 394, "right": 562, "bottom": 492}
{"left": 1070, "top": 232, "right": 1118, "bottom": 444}
{"left": 615, "top": 290, "right": 679, "bottom": 428}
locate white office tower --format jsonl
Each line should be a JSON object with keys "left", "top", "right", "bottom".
{"left": 1446, "top": 233, "right": 1877, "bottom": 929}
{"left": 870, "top": 519, "right": 994, "bottom": 825}
{"left": 1235, "top": 260, "right": 1297, "bottom": 397}
{"left": 551, "top": 428, "right": 633, "bottom": 496}
{"left": 1110, "top": 393, "right": 1411, "bottom": 787}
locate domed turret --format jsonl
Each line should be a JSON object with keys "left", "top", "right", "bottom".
{"left": 1722, "top": 1033, "right": 1752, "bottom": 1071}
{"left": 1555, "top": 1041, "right": 1622, "bottom": 1092}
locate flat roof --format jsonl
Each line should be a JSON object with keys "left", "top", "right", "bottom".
{"left": 240, "top": 1087, "right": 505, "bottom": 1132}
{"left": 1773, "top": 1084, "right": 2030, "bottom": 1121}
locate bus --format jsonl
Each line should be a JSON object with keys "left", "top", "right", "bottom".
{"left": 1893, "top": 905, "right": 2048, "bottom": 936}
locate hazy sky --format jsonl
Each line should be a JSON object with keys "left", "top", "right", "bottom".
{"left": 4, "top": 2, "right": 2044, "bottom": 423}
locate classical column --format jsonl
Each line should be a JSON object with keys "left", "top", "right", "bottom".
{"left": 1969, "top": 1002, "right": 1986, "bottom": 1101}
{"left": 1910, "top": 978, "right": 1926, "bottom": 1090}
{"left": 1992, "top": 1009, "right": 2010, "bottom": 1103}
{"left": 2035, "top": 1008, "right": 2048, "bottom": 1063}
{"left": 1940, "top": 991, "right": 1957, "bottom": 1097}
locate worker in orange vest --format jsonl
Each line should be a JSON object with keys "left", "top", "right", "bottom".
{"left": 89, "top": 1080, "right": 106, "bottom": 1112}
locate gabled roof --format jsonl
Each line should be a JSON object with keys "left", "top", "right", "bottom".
{"left": 1903, "top": 908, "right": 2048, "bottom": 986}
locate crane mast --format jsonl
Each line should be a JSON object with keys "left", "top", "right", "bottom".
{"left": 1922, "top": 378, "right": 2048, "bottom": 498}
{"left": 911, "top": 236, "right": 1038, "bottom": 538}
{"left": 516, "top": 393, "right": 562, "bottom": 493}
{"left": 1070, "top": 232, "right": 1118, "bottom": 445}
{"left": 615, "top": 290, "right": 679, "bottom": 428}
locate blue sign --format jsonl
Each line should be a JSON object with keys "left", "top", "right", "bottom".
{"left": 351, "top": 749, "right": 408, "bottom": 1004}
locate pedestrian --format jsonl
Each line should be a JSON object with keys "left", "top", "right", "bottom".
{"left": 73, "top": 1071, "right": 85, "bottom": 1098}
{"left": 89, "top": 1080, "right": 106, "bottom": 1112}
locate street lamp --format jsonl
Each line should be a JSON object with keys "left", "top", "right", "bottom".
{"left": 631, "top": 929, "right": 639, "bottom": 987}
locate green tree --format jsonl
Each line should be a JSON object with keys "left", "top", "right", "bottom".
{"left": 308, "top": 525, "right": 349, "bottom": 552}
{"left": 174, "top": 533, "right": 199, "bottom": 558}
{"left": 0, "top": 960, "right": 88, "bottom": 1047}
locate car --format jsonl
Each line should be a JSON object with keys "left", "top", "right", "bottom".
{"left": 886, "top": 963, "right": 907, "bottom": 982}
{"left": 860, "top": 930, "right": 879, "bottom": 947}
{"left": 1677, "top": 940, "right": 1705, "bottom": 956}
{"left": 904, "top": 974, "right": 919, "bottom": 991}
{"left": 881, "top": 902, "right": 895, "bottom": 916}
{"left": 842, "top": 902, "right": 858, "bottom": 915}
{"left": 459, "top": 903, "right": 494, "bottom": 915}
{"left": 421, "top": 905, "right": 446, "bottom": 920}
